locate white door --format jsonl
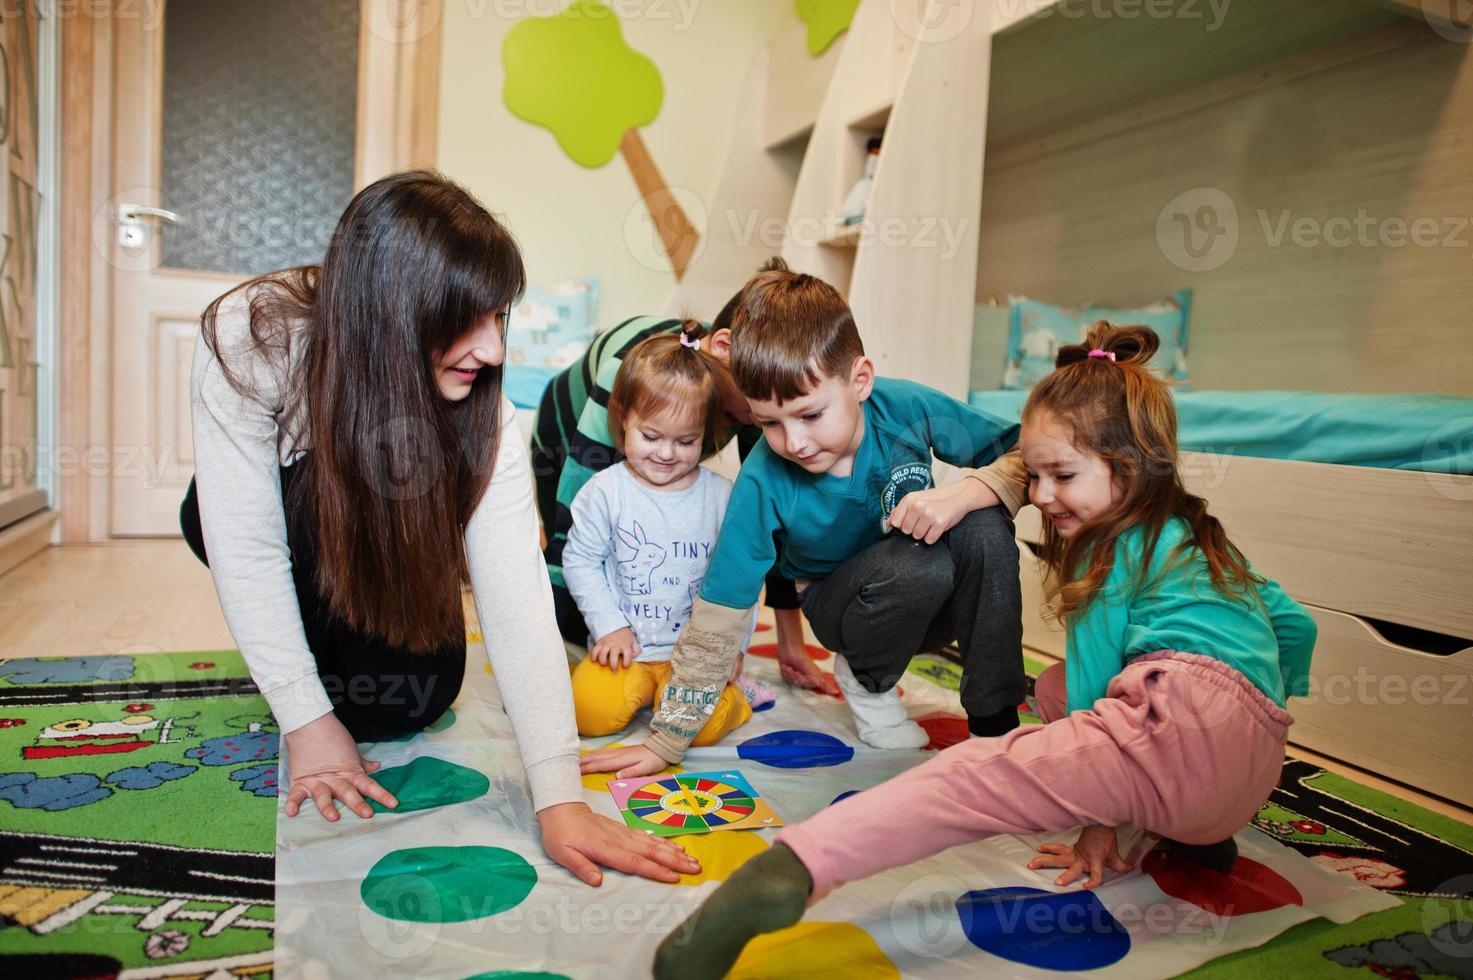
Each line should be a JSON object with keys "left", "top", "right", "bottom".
{"left": 108, "top": 0, "right": 425, "bottom": 535}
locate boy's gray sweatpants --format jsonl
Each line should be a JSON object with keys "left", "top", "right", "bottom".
{"left": 798, "top": 507, "right": 1027, "bottom": 736}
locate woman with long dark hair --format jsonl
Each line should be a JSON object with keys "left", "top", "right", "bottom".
{"left": 182, "top": 171, "right": 698, "bottom": 886}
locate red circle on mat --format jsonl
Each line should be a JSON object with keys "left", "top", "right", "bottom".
{"left": 1143, "top": 849, "right": 1303, "bottom": 916}
{"left": 747, "top": 643, "right": 832, "bottom": 662}
{"left": 918, "top": 713, "right": 970, "bottom": 751}
{"left": 755, "top": 622, "right": 773, "bottom": 632}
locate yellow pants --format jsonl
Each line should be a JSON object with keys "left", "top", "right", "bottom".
{"left": 571, "top": 657, "right": 752, "bottom": 745}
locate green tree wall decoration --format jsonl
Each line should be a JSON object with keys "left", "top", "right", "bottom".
{"left": 503, "top": 1, "right": 699, "bottom": 280}
{"left": 796, "top": 0, "right": 860, "bottom": 55}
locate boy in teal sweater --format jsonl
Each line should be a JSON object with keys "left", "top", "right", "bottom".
{"left": 583, "top": 266, "right": 1030, "bottom": 775}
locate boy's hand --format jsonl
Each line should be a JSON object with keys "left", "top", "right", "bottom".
{"left": 1028, "top": 825, "right": 1134, "bottom": 888}
{"left": 889, "top": 479, "right": 995, "bottom": 545}
{"left": 590, "top": 627, "right": 639, "bottom": 669}
{"left": 579, "top": 743, "right": 670, "bottom": 779}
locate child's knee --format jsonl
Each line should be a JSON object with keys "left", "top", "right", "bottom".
{"left": 950, "top": 506, "right": 1019, "bottom": 558}
{"left": 689, "top": 684, "right": 753, "bottom": 746}
{"left": 1033, "top": 662, "right": 1068, "bottom": 723}
{"left": 859, "top": 544, "right": 953, "bottom": 608}
{"left": 572, "top": 660, "right": 647, "bottom": 736}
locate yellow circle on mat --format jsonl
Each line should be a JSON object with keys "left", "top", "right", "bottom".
{"left": 674, "top": 831, "right": 768, "bottom": 887}
{"left": 728, "top": 921, "right": 899, "bottom": 979}
{"left": 578, "top": 744, "right": 684, "bottom": 792}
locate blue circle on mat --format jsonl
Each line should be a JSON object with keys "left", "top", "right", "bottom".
{"left": 957, "top": 887, "right": 1130, "bottom": 971}
{"left": 753, "top": 700, "right": 774, "bottom": 713}
{"left": 830, "top": 790, "right": 860, "bottom": 806}
{"left": 737, "top": 730, "right": 854, "bottom": 769}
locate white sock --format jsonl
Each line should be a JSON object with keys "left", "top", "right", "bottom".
{"left": 834, "top": 658, "right": 929, "bottom": 750}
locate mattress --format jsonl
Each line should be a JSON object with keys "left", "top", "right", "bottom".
{"left": 967, "top": 389, "right": 1473, "bottom": 474}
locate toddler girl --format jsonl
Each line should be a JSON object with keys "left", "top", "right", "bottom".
{"left": 564, "top": 324, "right": 763, "bottom": 743}
{"left": 653, "top": 322, "right": 1316, "bottom": 977}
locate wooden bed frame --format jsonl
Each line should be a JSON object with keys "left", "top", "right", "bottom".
{"left": 671, "top": 1, "right": 1473, "bottom": 803}
{"left": 1013, "top": 453, "right": 1473, "bottom": 807}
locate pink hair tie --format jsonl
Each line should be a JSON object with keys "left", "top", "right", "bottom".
{"left": 1087, "top": 349, "right": 1116, "bottom": 361}
{"left": 680, "top": 332, "right": 701, "bottom": 352}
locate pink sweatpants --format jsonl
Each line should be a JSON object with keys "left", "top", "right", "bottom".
{"left": 775, "top": 651, "right": 1292, "bottom": 899}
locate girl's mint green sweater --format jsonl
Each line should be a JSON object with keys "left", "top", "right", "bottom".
{"left": 1064, "top": 518, "right": 1316, "bottom": 713}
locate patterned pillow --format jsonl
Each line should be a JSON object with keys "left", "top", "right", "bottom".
{"left": 1002, "top": 296, "right": 1089, "bottom": 391}
{"left": 506, "top": 277, "right": 601, "bottom": 371}
{"left": 1083, "top": 288, "right": 1192, "bottom": 386}
{"left": 1001, "top": 289, "right": 1191, "bottom": 390}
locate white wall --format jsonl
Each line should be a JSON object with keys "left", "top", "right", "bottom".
{"left": 437, "top": 0, "right": 790, "bottom": 327}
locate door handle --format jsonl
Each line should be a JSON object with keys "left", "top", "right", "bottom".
{"left": 117, "top": 203, "right": 183, "bottom": 252}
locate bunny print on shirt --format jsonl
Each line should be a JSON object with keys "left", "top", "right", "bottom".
{"left": 615, "top": 521, "right": 667, "bottom": 596}
{"left": 562, "top": 464, "right": 741, "bottom": 662}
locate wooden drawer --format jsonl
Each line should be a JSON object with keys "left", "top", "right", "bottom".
{"left": 1178, "top": 453, "right": 1473, "bottom": 640}
{"left": 1018, "top": 542, "right": 1065, "bottom": 660}
{"left": 1289, "top": 604, "right": 1473, "bottom": 807}
{"left": 1015, "top": 458, "right": 1473, "bottom": 640}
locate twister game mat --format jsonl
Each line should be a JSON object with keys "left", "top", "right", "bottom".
{"left": 272, "top": 638, "right": 1402, "bottom": 979}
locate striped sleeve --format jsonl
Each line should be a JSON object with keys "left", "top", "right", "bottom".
{"left": 545, "top": 317, "right": 679, "bottom": 583}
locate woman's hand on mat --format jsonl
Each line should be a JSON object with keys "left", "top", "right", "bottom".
{"left": 1028, "top": 825, "right": 1133, "bottom": 888}
{"left": 590, "top": 628, "right": 639, "bottom": 669}
{"left": 578, "top": 742, "right": 668, "bottom": 780}
{"left": 281, "top": 712, "right": 398, "bottom": 822}
{"left": 538, "top": 802, "right": 701, "bottom": 886}
{"left": 888, "top": 480, "right": 992, "bottom": 545}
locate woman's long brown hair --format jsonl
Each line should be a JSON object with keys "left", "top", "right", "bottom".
{"left": 201, "top": 171, "right": 524, "bottom": 652}
{"left": 1023, "top": 322, "right": 1261, "bottom": 622}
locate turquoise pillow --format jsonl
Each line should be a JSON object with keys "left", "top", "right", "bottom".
{"left": 506, "top": 277, "right": 601, "bottom": 371}
{"left": 1001, "top": 289, "right": 1191, "bottom": 390}
{"left": 1002, "top": 296, "right": 1089, "bottom": 391}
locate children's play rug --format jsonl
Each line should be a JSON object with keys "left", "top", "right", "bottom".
{"left": 4, "top": 648, "right": 1470, "bottom": 978}
{"left": 0, "top": 651, "right": 277, "bottom": 978}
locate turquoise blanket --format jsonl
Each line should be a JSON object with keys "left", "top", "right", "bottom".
{"left": 967, "top": 389, "right": 1473, "bottom": 474}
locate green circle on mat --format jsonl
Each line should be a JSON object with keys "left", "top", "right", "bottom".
{"left": 368, "top": 756, "right": 489, "bottom": 814}
{"left": 362, "top": 846, "right": 536, "bottom": 923}
{"left": 385, "top": 708, "right": 457, "bottom": 743}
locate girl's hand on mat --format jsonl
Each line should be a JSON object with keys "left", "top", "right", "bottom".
{"left": 590, "top": 628, "right": 639, "bottom": 669}
{"left": 888, "top": 480, "right": 991, "bottom": 545}
{"left": 1028, "top": 825, "right": 1133, "bottom": 888}
{"left": 538, "top": 802, "right": 701, "bottom": 886}
{"left": 282, "top": 713, "right": 398, "bottom": 822}
{"left": 578, "top": 743, "right": 668, "bottom": 780}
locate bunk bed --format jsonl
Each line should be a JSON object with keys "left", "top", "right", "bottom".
{"left": 673, "top": 0, "right": 1473, "bottom": 805}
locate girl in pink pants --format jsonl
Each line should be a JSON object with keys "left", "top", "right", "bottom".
{"left": 653, "top": 322, "right": 1315, "bottom": 979}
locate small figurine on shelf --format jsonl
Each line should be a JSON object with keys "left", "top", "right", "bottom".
{"left": 841, "top": 137, "right": 881, "bottom": 226}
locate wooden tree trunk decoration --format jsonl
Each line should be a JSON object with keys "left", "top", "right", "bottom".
{"left": 502, "top": 1, "right": 701, "bottom": 280}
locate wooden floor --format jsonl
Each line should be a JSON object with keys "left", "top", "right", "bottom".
{"left": 4, "top": 542, "right": 1469, "bottom": 827}
{"left": 1, "top": 541, "right": 235, "bottom": 658}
